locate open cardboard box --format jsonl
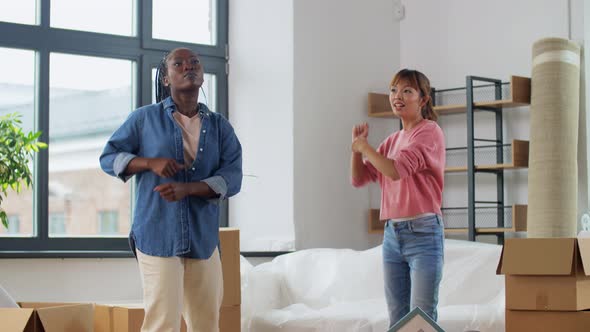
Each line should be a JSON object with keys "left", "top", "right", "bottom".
{"left": 497, "top": 237, "right": 590, "bottom": 311}
{"left": 0, "top": 302, "right": 93, "bottom": 332}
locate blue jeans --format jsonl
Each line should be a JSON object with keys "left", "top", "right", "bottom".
{"left": 383, "top": 214, "right": 444, "bottom": 328}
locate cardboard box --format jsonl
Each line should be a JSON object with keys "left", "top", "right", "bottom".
{"left": 506, "top": 309, "right": 590, "bottom": 332}
{"left": 94, "top": 303, "right": 240, "bottom": 332}
{"left": 94, "top": 303, "right": 185, "bottom": 332}
{"left": 497, "top": 237, "right": 590, "bottom": 311}
{"left": 220, "top": 305, "right": 240, "bottom": 332}
{"left": 219, "top": 227, "right": 241, "bottom": 306}
{"left": 0, "top": 302, "right": 93, "bottom": 332}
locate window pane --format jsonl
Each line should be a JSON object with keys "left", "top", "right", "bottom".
{"left": 49, "top": 53, "right": 134, "bottom": 238}
{"left": 51, "top": 0, "right": 134, "bottom": 36}
{"left": 0, "top": 0, "right": 36, "bottom": 25}
{"left": 151, "top": 68, "right": 216, "bottom": 112}
{"left": 152, "top": 0, "right": 216, "bottom": 45}
{"left": 0, "top": 47, "right": 36, "bottom": 238}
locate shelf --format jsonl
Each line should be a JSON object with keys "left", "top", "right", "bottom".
{"left": 445, "top": 139, "right": 529, "bottom": 173}
{"left": 368, "top": 76, "right": 531, "bottom": 118}
{"left": 368, "top": 209, "right": 383, "bottom": 234}
{"left": 368, "top": 205, "right": 527, "bottom": 234}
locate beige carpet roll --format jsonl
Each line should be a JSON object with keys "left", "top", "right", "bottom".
{"left": 528, "top": 37, "right": 581, "bottom": 238}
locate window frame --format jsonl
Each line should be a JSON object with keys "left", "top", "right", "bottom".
{"left": 0, "top": 0, "right": 229, "bottom": 258}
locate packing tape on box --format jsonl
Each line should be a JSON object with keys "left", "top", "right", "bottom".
{"left": 536, "top": 293, "right": 549, "bottom": 311}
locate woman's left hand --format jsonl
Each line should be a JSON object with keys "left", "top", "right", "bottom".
{"left": 153, "top": 182, "right": 189, "bottom": 202}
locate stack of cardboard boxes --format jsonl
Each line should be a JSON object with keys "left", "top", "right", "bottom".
{"left": 0, "top": 228, "right": 241, "bottom": 332}
{"left": 497, "top": 237, "right": 590, "bottom": 331}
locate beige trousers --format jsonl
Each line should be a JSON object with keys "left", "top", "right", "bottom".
{"left": 136, "top": 248, "right": 223, "bottom": 332}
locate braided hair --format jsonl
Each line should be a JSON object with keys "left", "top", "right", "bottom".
{"left": 155, "top": 53, "right": 170, "bottom": 103}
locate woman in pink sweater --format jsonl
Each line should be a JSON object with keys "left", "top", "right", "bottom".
{"left": 350, "top": 69, "right": 445, "bottom": 328}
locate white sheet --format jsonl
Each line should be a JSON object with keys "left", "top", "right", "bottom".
{"left": 241, "top": 239, "right": 505, "bottom": 332}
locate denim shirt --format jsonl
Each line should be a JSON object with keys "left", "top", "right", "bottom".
{"left": 99, "top": 97, "right": 242, "bottom": 259}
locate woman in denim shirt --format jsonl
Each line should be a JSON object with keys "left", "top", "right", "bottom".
{"left": 350, "top": 69, "right": 445, "bottom": 328}
{"left": 100, "top": 48, "right": 242, "bottom": 332}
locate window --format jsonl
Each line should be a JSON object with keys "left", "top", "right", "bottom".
{"left": 50, "top": 0, "right": 135, "bottom": 36}
{"left": 0, "top": 0, "right": 229, "bottom": 257}
{"left": 152, "top": 0, "right": 216, "bottom": 45}
{"left": 97, "top": 211, "right": 119, "bottom": 235}
{"left": 49, "top": 53, "right": 133, "bottom": 238}
{"left": 0, "top": 0, "right": 37, "bottom": 25}
{"left": 0, "top": 47, "right": 35, "bottom": 238}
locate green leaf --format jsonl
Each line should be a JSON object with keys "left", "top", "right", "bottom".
{"left": 0, "top": 210, "right": 7, "bottom": 229}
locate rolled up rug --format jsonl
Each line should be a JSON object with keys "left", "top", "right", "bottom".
{"left": 528, "top": 37, "right": 581, "bottom": 238}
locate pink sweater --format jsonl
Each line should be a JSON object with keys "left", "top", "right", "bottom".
{"left": 352, "top": 120, "right": 445, "bottom": 220}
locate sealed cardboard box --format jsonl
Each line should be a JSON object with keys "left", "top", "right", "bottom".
{"left": 506, "top": 309, "right": 590, "bottom": 332}
{"left": 497, "top": 237, "right": 590, "bottom": 311}
{"left": 94, "top": 303, "right": 240, "bottom": 332}
{"left": 0, "top": 302, "right": 93, "bottom": 332}
{"left": 220, "top": 227, "right": 241, "bottom": 306}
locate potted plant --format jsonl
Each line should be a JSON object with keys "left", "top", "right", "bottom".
{"left": 0, "top": 113, "right": 47, "bottom": 228}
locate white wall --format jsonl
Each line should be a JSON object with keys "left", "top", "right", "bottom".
{"left": 399, "top": 0, "right": 571, "bottom": 227}
{"left": 400, "top": 0, "right": 568, "bottom": 88}
{"left": 227, "top": 0, "right": 401, "bottom": 251}
{"left": 228, "top": 0, "right": 295, "bottom": 251}
{"left": 292, "top": 0, "right": 400, "bottom": 250}
{"left": 0, "top": 258, "right": 142, "bottom": 302}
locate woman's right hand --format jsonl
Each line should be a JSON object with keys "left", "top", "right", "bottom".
{"left": 352, "top": 123, "right": 369, "bottom": 143}
{"left": 147, "top": 158, "right": 185, "bottom": 178}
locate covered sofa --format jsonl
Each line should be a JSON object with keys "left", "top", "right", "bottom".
{"left": 241, "top": 239, "right": 505, "bottom": 332}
